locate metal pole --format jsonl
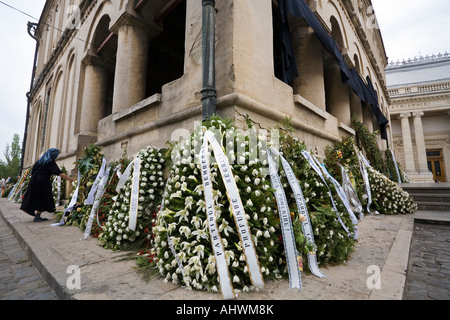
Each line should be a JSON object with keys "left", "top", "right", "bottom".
{"left": 201, "top": 0, "right": 216, "bottom": 121}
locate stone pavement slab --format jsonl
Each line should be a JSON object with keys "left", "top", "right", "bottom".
{"left": 0, "top": 198, "right": 429, "bottom": 300}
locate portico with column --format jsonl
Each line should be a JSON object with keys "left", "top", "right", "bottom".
{"left": 111, "top": 13, "right": 154, "bottom": 114}
{"left": 412, "top": 111, "right": 434, "bottom": 181}
{"left": 76, "top": 53, "right": 111, "bottom": 161}
{"left": 290, "top": 20, "right": 326, "bottom": 111}
{"left": 398, "top": 112, "right": 434, "bottom": 182}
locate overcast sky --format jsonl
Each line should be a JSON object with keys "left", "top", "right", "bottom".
{"left": 0, "top": 0, "right": 46, "bottom": 163}
{"left": 0, "top": 0, "right": 449, "bottom": 164}
{"left": 372, "top": 0, "right": 450, "bottom": 62}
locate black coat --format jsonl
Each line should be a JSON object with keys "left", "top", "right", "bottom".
{"left": 20, "top": 161, "right": 62, "bottom": 212}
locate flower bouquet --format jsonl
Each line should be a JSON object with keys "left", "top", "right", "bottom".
{"left": 324, "top": 134, "right": 416, "bottom": 215}
{"left": 367, "top": 167, "right": 417, "bottom": 215}
{"left": 98, "top": 146, "right": 166, "bottom": 251}
{"left": 52, "top": 165, "right": 67, "bottom": 207}
{"left": 89, "top": 153, "right": 131, "bottom": 238}
{"left": 149, "top": 116, "right": 284, "bottom": 295}
{"left": 11, "top": 169, "right": 31, "bottom": 203}
{"left": 65, "top": 143, "right": 105, "bottom": 228}
{"left": 324, "top": 136, "right": 368, "bottom": 213}
{"left": 278, "top": 119, "right": 356, "bottom": 270}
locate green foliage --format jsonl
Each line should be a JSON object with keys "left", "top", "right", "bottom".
{"left": 66, "top": 144, "right": 105, "bottom": 227}
{"left": 384, "top": 148, "right": 400, "bottom": 183}
{"left": 351, "top": 115, "right": 387, "bottom": 175}
{"left": 98, "top": 146, "right": 166, "bottom": 251}
{"left": 150, "top": 117, "right": 284, "bottom": 292}
{"left": 324, "top": 136, "right": 367, "bottom": 209}
{"left": 0, "top": 133, "right": 22, "bottom": 181}
{"left": 278, "top": 120, "right": 356, "bottom": 269}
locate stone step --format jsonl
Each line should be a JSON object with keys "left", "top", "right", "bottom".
{"left": 408, "top": 193, "right": 450, "bottom": 203}
{"left": 401, "top": 183, "right": 450, "bottom": 195}
{"left": 414, "top": 201, "right": 450, "bottom": 212}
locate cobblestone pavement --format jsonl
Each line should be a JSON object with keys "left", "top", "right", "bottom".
{"left": 403, "top": 221, "right": 450, "bottom": 300}
{"left": 0, "top": 215, "right": 58, "bottom": 300}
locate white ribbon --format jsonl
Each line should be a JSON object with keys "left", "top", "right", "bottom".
{"left": 340, "top": 164, "right": 364, "bottom": 219}
{"left": 267, "top": 149, "right": 303, "bottom": 289}
{"left": 316, "top": 159, "right": 359, "bottom": 240}
{"left": 55, "top": 176, "right": 61, "bottom": 207}
{"left": 270, "top": 147, "right": 326, "bottom": 280}
{"left": 200, "top": 132, "right": 235, "bottom": 300}
{"left": 267, "top": 149, "right": 302, "bottom": 290}
{"left": 108, "top": 164, "right": 122, "bottom": 185}
{"left": 83, "top": 164, "right": 112, "bottom": 240}
{"left": 8, "top": 182, "right": 18, "bottom": 200}
{"left": 355, "top": 150, "right": 376, "bottom": 215}
{"left": 51, "top": 170, "right": 81, "bottom": 227}
{"left": 389, "top": 149, "right": 401, "bottom": 184}
{"left": 85, "top": 158, "right": 107, "bottom": 205}
{"left": 301, "top": 151, "right": 352, "bottom": 237}
{"left": 97, "top": 164, "right": 122, "bottom": 226}
{"left": 200, "top": 130, "right": 264, "bottom": 299}
{"left": 116, "top": 160, "right": 135, "bottom": 193}
{"left": 128, "top": 157, "right": 141, "bottom": 231}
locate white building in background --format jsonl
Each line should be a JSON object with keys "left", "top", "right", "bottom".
{"left": 386, "top": 53, "right": 450, "bottom": 183}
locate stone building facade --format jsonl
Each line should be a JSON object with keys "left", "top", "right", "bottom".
{"left": 386, "top": 53, "right": 450, "bottom": 183}
{"left": 23, "top": 0, "right": 391, "bottom": 174}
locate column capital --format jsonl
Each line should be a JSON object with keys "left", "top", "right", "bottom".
{"left": 81, "top": 53, "right": 114, "bottom": 71}
{"left": 110, "top": 12, "right": 161, "bottom": 38}
{"left": 412, "top": 111, "right": 425, "bottom": 117}
{"left": 399, "top": 112, "right": 411, "bottom": 119}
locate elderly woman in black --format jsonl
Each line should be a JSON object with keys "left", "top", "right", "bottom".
{"left": 21, "top": 148, "right": 74, "bottom": 222}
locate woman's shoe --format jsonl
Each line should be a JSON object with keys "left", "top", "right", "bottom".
{"left": 33, "top": 216, "right": 48, "bottom": 222}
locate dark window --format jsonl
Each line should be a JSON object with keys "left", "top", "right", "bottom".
{"left": 435, "top": 161, "right": 441, "bottom": 176}
{"left": 146, "top": 1, "right": 186, "bottom": 97}
{"left": 426, "top": 150, "right": 441, "bottom": 157}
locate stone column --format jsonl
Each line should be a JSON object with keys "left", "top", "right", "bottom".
{"left": 349, "top": 89, "right": 363, "bottom": 122}
{"left": 112, "top": 21, "right": 149, "bottom": 114}
{"left": 291, "top": 23, "right": 326, "bottom": 110}
{"left": 324, "top": 60, "right": 351, "bottom": 126}
{"left": 80, "top": 55, "right": 109, "bottom": 134}
{"left": 399, "top": 113, "right": 416, "bottom": 172}
{"left": 412, "top": 112, "right": 429, "bottom": 172}
{"left": 362, "top": 103, "right": 374, "bottom": 132}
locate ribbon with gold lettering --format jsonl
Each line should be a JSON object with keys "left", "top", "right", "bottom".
{"left": 85, "top": 157, "right": 107, "bottom": 205}
{"left": 316, "top": 158, "right": 359, "bottom": 240}
{"left": 301, "top": 151, "right": 351, "bottom": 237}
{"left": 340, "top": 164, "right": 364, "bottom": 219}
{"left": 128, "top": 157, "right": 141, "bottom": 231}
{"left": 200, "top": 130, "right": 264, "bottom": 299}
{"left": 355, "top": 149, "right": 376, "bottom": 215}
{"left": 267, "top": 148, "right": 303, "bottom": 289}
{"left": 269, "top": 147, "right": 326, "bottom": 280}
{"left": 51, "top": 170, "right": 81, "bottom": 227}
{"left": 83, "top": 164, "right": 112, "bottom": 239}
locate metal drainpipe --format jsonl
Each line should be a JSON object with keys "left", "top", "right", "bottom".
{"left": 20, "top": 22, "right": 39, "bottom": 175}
{"left": 201, "top": 0, "right": 216, "bottom": 121}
